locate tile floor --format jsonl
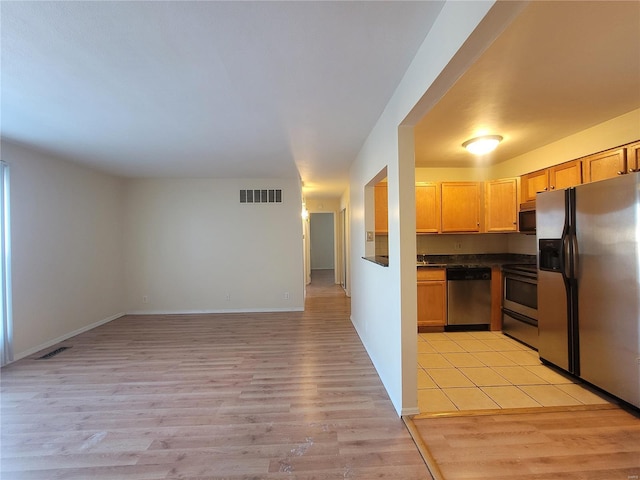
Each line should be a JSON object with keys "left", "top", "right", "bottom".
{"left": 418, "top": 331, "right": 610, "bottom": 413}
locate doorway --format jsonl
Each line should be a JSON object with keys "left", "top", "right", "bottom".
{"left": 309, "top": 212, "right": 335, "bottom": 284}
{"left": 338, "top": 208, "right": 347, "bottom": 289}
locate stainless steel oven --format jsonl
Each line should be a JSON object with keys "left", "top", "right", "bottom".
{"left": 502, "top": 264, "right": 538, "bottom": 349}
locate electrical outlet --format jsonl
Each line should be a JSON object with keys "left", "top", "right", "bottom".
{"left": 225, "top": 293, "right": 231, "bottom": 301}
{"left": 454, "top": 242, "right": 463, "bottom": 251}
{"left": 284, "top": 292, "right": 290, "bottom": 300}
{"left": 142, "top": 295, "right": 148, "bottom": 304}
{"left": 366, "top": 231, "right": 374, "bottom": 242}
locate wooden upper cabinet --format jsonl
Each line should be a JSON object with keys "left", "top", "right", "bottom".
{"left": 485, "top": 178, "right": 518, "bottom": 233}
{"left": 521, "top": 169, "right": 549, "bottom": 202}
{"left": 374, "top": 183, "right": 388, "bottom": 233}
{"left": 521, "top": 160, "right": 582, "bottom": 202}
{"left": 625, "top": 141, "right": 640, "bottom": 174}
{"left": 416, "top": 183, "right": 440, "bottom": 233}
{"left": 549, "top": 159, "right": 582, "bottom": 191}
{"left": 441, "top": 182, "right": 481, "bottom": 233}
{"left": 582, "top": 148, "right": 626, "bottom": 183}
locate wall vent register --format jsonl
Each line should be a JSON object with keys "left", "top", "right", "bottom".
{"left": 239, "top": 189, "right": 282, "bottom": 204}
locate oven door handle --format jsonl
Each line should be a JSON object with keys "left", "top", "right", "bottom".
{"left": 502, "top": 308, "right": 537, "bottom": 327}
{"left": 502, "top": 272, "right": 537, "bottom": 284}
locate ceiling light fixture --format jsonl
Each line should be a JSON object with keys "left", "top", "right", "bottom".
{"left": 462, "top": 135, "right": 503, "bottom": 155}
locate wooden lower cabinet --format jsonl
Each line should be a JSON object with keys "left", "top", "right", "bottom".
{"left": 417, "top": 268, "right": 447, "bottom": 328}
{"left": 490, "top": 266, "right": 502, "bottom": 331}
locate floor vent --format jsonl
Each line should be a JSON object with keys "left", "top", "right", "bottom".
{"left": 38, "top": 346, "right": 70, "bottom": 359}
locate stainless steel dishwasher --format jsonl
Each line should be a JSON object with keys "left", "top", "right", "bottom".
{"left": 446, "top": 266, "right": 491, "bottom": 327}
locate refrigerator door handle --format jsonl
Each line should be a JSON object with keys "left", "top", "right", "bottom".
{"left": 562, "top": 234, "right": 571, "bottom": 279}
{"left": 570, "top": 233, "right": 579, "bottom": 279}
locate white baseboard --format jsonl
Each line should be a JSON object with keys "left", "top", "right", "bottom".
{"left": 401, "top": 407, "right": 420, "bottom": 416}
{"left": 13, "top": 312, "right": 126, "bottom": 361}
{"left": 125, "top": 307, "right": 305, "bottom": 315}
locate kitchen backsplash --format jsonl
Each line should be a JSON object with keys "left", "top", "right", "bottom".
{"left": 375, "top": 234, "right": 389, "bottom": 256}
{"left": 417, "top": 233, "right": 536, "bottom": 255}
{"left": 506, "top": 233, "right": 537, "bottom": 255}
{"left": 375, "top": 233, "right": 537, "bottom": 258}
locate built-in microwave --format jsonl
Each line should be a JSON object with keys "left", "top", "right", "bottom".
{"left": 518, "top": 201, "right": 536, "bottom": 234}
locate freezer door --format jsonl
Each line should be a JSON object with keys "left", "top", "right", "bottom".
{"left": 575, "top": 173, "right": 640, "bottom": 408}
{"left": 536, "top": 189, "right": 572, "bottom": 371}
{"left": 536, "top": 189, "right": 567, "bottom": 240}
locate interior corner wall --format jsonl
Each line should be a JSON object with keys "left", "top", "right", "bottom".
{"left": 348, "top": 0, "right": 510, "bottom": 415}
{"left": 123, "top": 177, "right": 304, "bottom": 313}
{"left": 3, "top": 140, "right": 126, "bottom": 359}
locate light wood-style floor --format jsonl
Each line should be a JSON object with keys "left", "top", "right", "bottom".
{"left": 0, "top": 269, "right": 431, "bottom": 480}
{"left": 409, "top": 405, "right": 640, "bottom": 480}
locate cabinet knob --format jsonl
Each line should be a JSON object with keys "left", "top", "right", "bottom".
{"left": 550, "top": 185, "right": 555, "bottom": 190}
{"left": 618, "top": 171, "right": 625, "bottom": 175}
{"left": 630, "top": 168, "right": 638, "bottom": 173}
{"left": 543, "top": 187, "right": 548, "bottom": 191}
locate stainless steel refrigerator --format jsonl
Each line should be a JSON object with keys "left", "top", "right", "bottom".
{"left": 536, "top": 172, "right": 640, "bottom": 409}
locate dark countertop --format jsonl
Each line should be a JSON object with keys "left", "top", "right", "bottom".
{"left": 416, "top": 253, "right": 535, "bottom": 268}
{"left": 362, "top": 255, "right": 389, "bottom": 267}
{"left": 364, "top": 253, "right": 535, "bottom": 268}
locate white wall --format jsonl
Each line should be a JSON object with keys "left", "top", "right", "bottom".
{"left": 309, "top": 213, "right": 334, "bottom": 270}
{"left": 3, "top": 140, "right": 126, "bottom": 359}
{"left": 124, "top": 177, "right": 304, "bottom": 313}
{"left": 349, "top": 1, "right": 527, "bottom": 415}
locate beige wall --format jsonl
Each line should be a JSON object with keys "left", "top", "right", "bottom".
{"left": 4, "top": 140, "right": 126, "bottom": 359}
{"left": 124, "top": 177, "right": 304, "bottom": 313}
{"left": 417, "top": 109, "right": 640, "bottom": 184}
{"left": 3, "top": 140, "right": 306, "bottom": 359}
{"left": 491, "top": 108, "right": 640, "bottom": 179}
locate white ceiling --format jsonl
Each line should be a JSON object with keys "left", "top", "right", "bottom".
{"left": 0, "top": 1, "right": 445, "bottom": 198}
{"left": 414, "top": 1, "right": 640, "bottom": 168}
{"left": 4, "top": 2, "right": 638, "bottom": 199}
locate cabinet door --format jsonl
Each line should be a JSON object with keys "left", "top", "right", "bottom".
{"left": 485, "top": 178, "right": 518, "bottom": 232}
{"left": 549, "top": 159, "right": 582, "bottom": 190}
{"left": 521, "top": 169, "right": 549, "bottom": 202}
{"left": 582, "top": 148, "right": 626, "bottom": 183}
{"left": 416, "top": 183, "right": 440, "bottom": 233}
{"left": 374, "top": 183, "right": 388, "bottom": 233}
{"left": 626, "top": 141, "right": 640, "bottom": 174}
{"left": 441, "top": 182, "right": 481, "bottom": 232}
{"left": 417, "top": 281, "right": 447, "bottom": 327}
